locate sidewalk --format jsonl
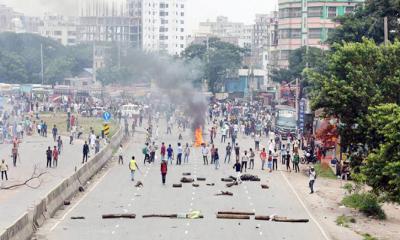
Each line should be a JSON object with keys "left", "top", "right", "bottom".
{"left": 0, "top": 134, "right": 100, "bottom": 233}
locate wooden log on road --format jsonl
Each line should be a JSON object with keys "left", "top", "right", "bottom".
{"left": 71, "top": 216, "right": 85, "bottom": 220}
{"left": 142, "top": 214, "right": 178, "bottom": 218}
{"left": 218, "top": 211, "right": 255, "bottom": 216}
{"left": 216, "top": 214, "right": 250, "bottom": 220}
{"left": 192, "top": 183, "right": 200, "bottom": 187}
{"left": 255, "top": 215, "right": 270, "bottom": 221}
{"left": 180, "top": 177, "right": 194, "bottom": 183}
{"left": 173, "top": 183, "right": 182, "bottom": 188}
{"left": 261, "top": 184, "right": 269, "bottom": 189}
{"left": 102, "top": 214, "right": 136, "bottom": 219}
{"left": 272, "top": 216, "right": 309, "bottom": 223}
{"left": 197, "top": 177, "right": 206, "bottom": 181}
{"left": 226, "top": 182, "right": 238, "bottom": 187}
{"left": 206, "top": 183, "right": 215, "bottom": 186}
{"left": 182, "top": 172, "right": 191, "bottom": 176}
{"left": 135, "top": 181, "right": 143, "bottom": 187}
{"left": 221, "top": 178, "right": 234, "bottom": 182}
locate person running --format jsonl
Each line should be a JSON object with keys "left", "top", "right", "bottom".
{"left": 167, "top": 144, "right": 174, "bottom": 165}
{"left": 260, "top": 148, "right": 267, "bottom": 170}
{"left": 233, "top": 159, "right": 242, "bottom": 183}
{"left": 11, "top": 145, "right": 18, "bottom": 167}
{"left": 272, "top": 149, "right": 279, "bottom": 171}
{"left": 160, "top": 142, "right": 166, "bottom": 161}
{"left": 234, "top": 143, "right": 240, "bottom": 162}
{"left": 129, "top": 156, "right": 140, "bottom": 181}
{"left": 161, "top": 160, "right": 168, "bottom": 185}
{"left": 52, "top": 146, "right": 59, "bottom": 167}
{"left": 201, "top": 143, "right": 209, "bottom": 165}
{"left": 214, "top": 148, "right": 220, "bottom": 170}
{"left": 46, "top": 146, "right": 52, "bottom": 168}
{"left": 285, "top": 151, "right": 291, "bottom": 172}
{"left": 309, "top": 166, "right": 316, "bottom": 194}
{"left": 57, "top": 136, "right": 63, "bottom": 155}
{"left": 224, "top": 142, "right": 232, "bottom": 164}
{"left": 249, "top": 148, "right": 255, "bottom": 169}
{"left": 241, "top": 150, "right": 249, "bottom": 173}
{"left": 184, "top": 143, "right": 190, "bottom": 163}
{"left": 267, "top": 150, "right": 273, "bottom": 172}
{"left": 176, "top": 143, "right": 183, "bottom": 165}
{"left": 293, "top": 152, "right": 300, "bottom": 173}
{"left": 82, "top": 141, "right": 89, "bottom": 164}
{"left": 118, "top": 145, "right": 124, "bottom": 165}
{"left": 0, "top": 159, "right": 8, "bottom": 181}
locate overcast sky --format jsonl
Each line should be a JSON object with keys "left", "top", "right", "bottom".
{"left": 0, "top": 0, "right": 278, "bottom": 33}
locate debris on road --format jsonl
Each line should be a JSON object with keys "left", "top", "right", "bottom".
{"left": 64, "top": 200, "right": 71, "bottom": 206}
{"left": 70, "top": 216, "right": 85, "bottom": 220}
{"left": 78, "top": 186, "right": 85, "bottom": 192}
{"left": 255, "top": 216, "right": 270, "bottom": 221}
{"left": 180, "top": 177, "right": 194, "bottom": 183}
{"left": 261, "top": 184, "right": 269, "bottom": 189}
{"left": 102, "top": 214, "right": 136, "bottom": 219}
{"left": 240, "top": 174, "right": 260, "bottom": 181}
{"left": 182, "top": 173, "right": 191, "bottom": 176}
{"left": 173, "top": 184, "right": 182, "bottom": 188}
{"left": 221, "top": 178, "right": 234, "bottom": 182}
{"left": 135, "top": 181, "right": 143, "bottom": 187}
{"left": 143, "top": 214, "right": 178, "bottom": 218}
{"left": 255, "top": 215, "right": 309, "bottom": 223}
{"left": 197, "top": 177, "right": 206, "bottom": 181}
{"left": 143, "top": 211, "right": 203, "bottom": 219}
{"left": 226, "top": 182, "right": 239, "bottom": 188}
{"left": 217, "top": 214, "right": 250, "bottom": 220}
{"left": 217, "top": 211, "right": 255, "bottom": 216}
{"left": 206, "top": 183, "right": 215, "bottom": 186}
{"left": 215, "top": 191, "right": 233, "bottom": 196}
{"left": 192, "top": 183, "right": 200, "bottom": 187}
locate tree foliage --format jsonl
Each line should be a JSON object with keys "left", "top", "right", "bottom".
{"left": 181, "top": 37, "right": 245, "bottom": 93}
{"left": 0, "top": 32, "right": 92, "bottom": 84}
{"left": 328, "top": 0, "right": 400, "bottom": 44}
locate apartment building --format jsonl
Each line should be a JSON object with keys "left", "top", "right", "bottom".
{"left": 275, "top": 0, "right": 363, "bottom": 68}
{"left": 128, "top": 0, "right": 187, "bottom": 55}
{"left": 39, "top": 14, "right": 78, "bottom": 46}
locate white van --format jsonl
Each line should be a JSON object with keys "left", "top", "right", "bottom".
{"left": 121, "top": 104, "right": 140, "bottom": 117}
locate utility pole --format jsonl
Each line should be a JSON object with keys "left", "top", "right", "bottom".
{"left": 41, "top": 44, "right": 44, "bottom": 85}
{"left": 384, "top": 16, "right": 389, "bottom": 46}
{"left": 295, "top": 78, "right": 300, "bottom": 123}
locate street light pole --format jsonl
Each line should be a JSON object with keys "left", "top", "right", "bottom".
{"left": 41, "top": 44, "right": 44, "bottom": 85}
{"left": 384, "top": 16, "right": 389, "bottom": 46}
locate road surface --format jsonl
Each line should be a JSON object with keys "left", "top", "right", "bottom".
{"left": 36, "top": 122, "right": 329, "bottom": 240}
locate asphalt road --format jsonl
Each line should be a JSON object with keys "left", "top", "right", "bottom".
{"left": 36, "top": 122, "right": 328, "bottom": 240}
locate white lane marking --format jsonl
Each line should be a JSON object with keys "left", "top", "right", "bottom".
{"left": 49, "top": 162, "right": 114, "bottom": 232}
{"left": 280, "top": 171, "right": 331, "bottom": 240}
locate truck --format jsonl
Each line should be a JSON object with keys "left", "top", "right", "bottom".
{"left": 274, "top": 105, "right": 297, "bottom": 137}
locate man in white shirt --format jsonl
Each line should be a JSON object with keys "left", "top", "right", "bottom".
{"left": 309, "top": 166, "right": 317, "bottom": 194}
{"left": 201, "top": 144, "right": 209, "bottom": 165}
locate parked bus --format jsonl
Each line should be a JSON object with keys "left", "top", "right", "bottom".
{"left": 275, "top": 105, "right": 297, "bottom": 137}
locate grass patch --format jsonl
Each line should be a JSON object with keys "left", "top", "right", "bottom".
{"left": 362, "top": 233, "right": 377, "bottom": 240}
{"left": 39, "top": 113, "right": 118, "bottom": 137}
{"left": 314, "top": 163, "right": 336, "bottom": 179}
{"left": 335, "top": 215, "right": 356, "bottom": 227}
{"left": 342, "top": 193, "right": 386, "bottom": 220}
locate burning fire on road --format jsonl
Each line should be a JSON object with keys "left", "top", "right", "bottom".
{"left": 194, "top": 127, "right": 203, "bottom": 147}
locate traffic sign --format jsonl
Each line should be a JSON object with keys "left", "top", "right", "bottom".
{"left": 103, "top": 111, "right": 111, "bottom": 122}
{"left": 103, "top": 123, "right": 110, "bottom": 136}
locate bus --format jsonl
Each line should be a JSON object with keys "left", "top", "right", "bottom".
{"left": 275, "top": 105, "right": 297, "bottom": 137}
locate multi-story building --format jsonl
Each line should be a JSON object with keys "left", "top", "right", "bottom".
{"left": 39, "top": 14, "right": 78, "bottom": 46}
{"left": 275, "top": 0, "right": 363, "bottom": 68}
{"left": 0, "top": 4, "right": 41, "bottom": 33}
{"left": 128, "top": 0, "right": 187, "bottom": 55}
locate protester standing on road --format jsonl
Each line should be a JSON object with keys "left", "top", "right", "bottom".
{"left": 224, "top": 142, "right": 232, "bottom": 164}
{"left": 57, "top": 136, "right": 63, "bottom": 155}
{"left": 201, "top": 143, "right": 209, "bottom": 165}
{"left": 249, "top": 148, "right": 255, "bottom": 169}
{"left": 285, "top": 151, "right": 291, "bottom": 172}
{"left": 176, "top": 143, "right": 183, "bottom": 165}
{"left": 150, "top": 142, "right": 156, "bottom": 163}
{"left": 210, "top": 144, "right": 216, "bottom": 164}
{"left": 11, "top": 144, "right": 18, "bottom": 167}
{"left": 233, "top": 159, "right": 242, "bottom": 183}
{"left": 129, "top": 156, "right": 139, "bottom": 181}
{"left": 160, "top": 142, "right": 166, "bottom": 161}
{"left": 82, "top": 141, "right": 89, "bottom": 164}
{"left": 254, "top": 134, "right": 260, "bottom": 151}
{"left": 52, "top": 146, "right": 59, "bottom": 167}
{"left": 142, "top": 143, "right": 150, "bottom": 165}
{"left": 118, "top": 144, "right": 124, "bottom": 165}
{"left": 272, "top": 149, "right": 279, "bottom": 171}
{"left": 167, "top": 144, "right": 173, "bottom": 165}
{"left": 260, "top": 148, "right": 267, "bottom": 170}
{"left": 161, "top": 160, "right": 168, "bottom": 185}
{"left": 52, "top": 125, "right": 58, "bottom": 142}
{"left": 281, "top": 144, "right": 287, "bottom": 164}
{"left": 184, "top": 143, "right": 190, "bottom": 164}
{"left": 309, "top": 166, "right": 316, "bottom": 194}
{"left": 214, "top": 148, "right": 220, "bottom": 170}
{"left": 0, "top": 159, "right": 8, "bottom": 181}
{"left": 293, "top": 152, "right": 300, "bottom": 173}
{"left": 234, "top": 143, "right": 240, "bottom": 162}
{"left": 46, "top": 146, "right": 52, "bottom": 168}
{"left": 241, "top": 150, "right": 249, "bottom": 173}
{"left": 267, "top": 151, "right": 273, "bottom": 172}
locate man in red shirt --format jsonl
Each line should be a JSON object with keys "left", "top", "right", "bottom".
{"left": 260, "top": 148, "right": 267, "bottom": 171}
{"left": 52, "top": 146, "right": 59, "bottom": 168}
{"left": 161, "top": 160, "right": 168, "bottom": 185}
{"left": 160, "top": 142, "right": 166, "bottom": 161}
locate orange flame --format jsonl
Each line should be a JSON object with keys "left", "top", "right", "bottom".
{"left": 194, "top": 127, "right": 203, "bottom": 147}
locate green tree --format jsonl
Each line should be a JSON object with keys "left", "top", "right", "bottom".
{"left": 307, "top": 39, "right": 400, "bottom": 161}
{"left": 362, "top": 103, "right": 400, "bottom": 203}
{"left": 182, "top": 37, "right": 245, "bottom": 93}
{"left": 0, "top": 50, "right": 28, "bottom": 83}
{"left": 328, "top": 0, "right": 400, "bottom": 44}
